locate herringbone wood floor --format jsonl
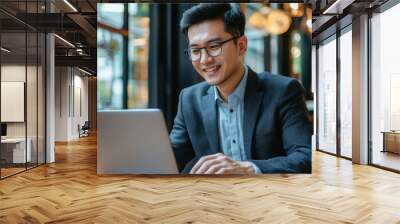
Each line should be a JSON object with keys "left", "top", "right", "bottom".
{"left": 1, "top": 134, "right": 400, "bottom": 224}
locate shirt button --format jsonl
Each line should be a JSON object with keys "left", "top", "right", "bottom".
{"left": 232, "top": 140, "right": 236, "bottom": 144}
{"left": 230, "top": 109, "right": 233, "bottom": 113}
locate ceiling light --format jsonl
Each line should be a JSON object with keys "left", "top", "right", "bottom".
{"left": 54, "top": 34, "right": 75, "bottom": 48}
{"left": 306, "top": 8, "right": 312, "bottom": 33}
{"left": 293, "top": 33, "right": 301, "bottom": 42}
{"left": 76, "top": 48, "right": 85, "bottom": 55}
{"left": 323, "top": 0, "right": 355, "bottom": 15}
{"left": 307, "top": 19, "right": 312, "bottom": 31}
{"left": 284, "top": 3, "right": 304, "bottom": 17}
{"left": 291, "top": 46, "right": 301, "bottom": 58}
{"left": 248, "top": 12, "right": 268, "bottom": 31}
{"left": 265, "top": 10, "right": 292, "bottom": 35}
{"left": 78, "top": 67, "right": 93, "bottom": 76}
{"left": 1, "top": 47, "right": 11, "bottom": 53}
{"left": 289, "top": 3, "right": 299, "bottom": 10}
{"left": 248, "top": 9, "right": 292, "bottom": 35}
{"left": 63, "top": 0, "right": 78, "bottom": 12}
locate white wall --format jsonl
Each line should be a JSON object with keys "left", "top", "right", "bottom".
{"left": 72, "top": 73, "right": 89, "bottom": 138}
{"left": 55, "top": 67, "right": 89, "bottom": 141}
{"left": 55, "top": 66, "right": 69, "bottom": 141}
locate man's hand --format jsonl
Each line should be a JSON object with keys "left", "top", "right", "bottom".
{"left": 190, "top": 153, "right": 255, "bottom": 174}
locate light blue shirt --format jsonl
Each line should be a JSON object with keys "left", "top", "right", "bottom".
{"left": 214, "top": 66, "right": 261, "bottom": 174}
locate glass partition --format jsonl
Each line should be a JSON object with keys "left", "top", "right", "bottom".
{"left": 0, "top": 1, "right": 46, "bottom": 179}
{"left": 1, "top": 31, "right": 28, "bottom": 177}
{"left": 371, "top": 3, "right": 400, "bottom": 171}
{"left": 317, "top": 36, "right": 337, "bottom": 154}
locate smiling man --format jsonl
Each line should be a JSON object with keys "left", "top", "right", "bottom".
{"left": 169, "top": 3, "right": 312, "bottom": 174}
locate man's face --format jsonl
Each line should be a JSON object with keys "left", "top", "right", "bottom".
{"left": 187, "top": 19, "right": 246, "bottom": 86}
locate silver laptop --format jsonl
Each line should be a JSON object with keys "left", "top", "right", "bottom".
{"left": 97, "top": 109, "right": 179, "bottom": 174}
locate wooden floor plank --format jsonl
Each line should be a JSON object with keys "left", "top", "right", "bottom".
{"left": 0, "top": 134, "right": 400, "bottom": 223}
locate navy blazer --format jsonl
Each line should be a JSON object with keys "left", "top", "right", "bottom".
{"left": 169, "top": 68, "right": 312, "bottom": 174}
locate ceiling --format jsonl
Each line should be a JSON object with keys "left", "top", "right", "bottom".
{"left": 311, "top": 0, "right": 389, "bottom": 44}
{"left": 0, "top": 0, "right": 98, "bottom": 74}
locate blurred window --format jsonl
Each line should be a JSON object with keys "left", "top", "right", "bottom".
{"left": 339, "top": 28, "right": 352, "bottom": 158}
{"left": 97, "top": 3, "right": 149, "bottom": 110}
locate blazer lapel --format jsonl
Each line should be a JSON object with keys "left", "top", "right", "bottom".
{"left": 201, "top": 87, "right": 220, "bottom": 155}
{"left": 243, "top": 69, "right": 263, "bottom": 159}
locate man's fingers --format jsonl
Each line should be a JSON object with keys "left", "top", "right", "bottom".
{"left": 194, "top": 157, "right": 223, "bottom": 174}
{"left": 192, "top": 156, "right": 254, "bottom": 175}
{"left": 204, "top": 163, "right": 226, "bottom": 174}
{"left": 190, "top": 153, "right": 223, "bottom": 174}
{"left": 215, "top": 167, "right": 232, "bottom": 174}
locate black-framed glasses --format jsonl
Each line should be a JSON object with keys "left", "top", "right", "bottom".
{"left": 185, "top": 36, "right": 240, "bottom": 62}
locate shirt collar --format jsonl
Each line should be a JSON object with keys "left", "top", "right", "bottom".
{"left": 214, "top": 65, "right": 248, "bottom": 102}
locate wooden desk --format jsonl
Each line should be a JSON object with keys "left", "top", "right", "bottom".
{"left": 381, "top": 131, "right": 400, "bottom": 154}
{"left": 2, "top": 134, "right": 400, "bottom": 223}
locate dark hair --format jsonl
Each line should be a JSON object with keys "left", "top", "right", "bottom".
{"left": 180, "top": 3, "right": 245, "bottom": 40}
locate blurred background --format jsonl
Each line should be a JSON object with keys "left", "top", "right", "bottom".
{"left": 97, "top": 3, "right": 313, "bottom": 130}
{"left": 0, "top": 1, "right": 312, "bottom": 179}
{"left": 2, "top": 0, "right": 399, "bottom": 180}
